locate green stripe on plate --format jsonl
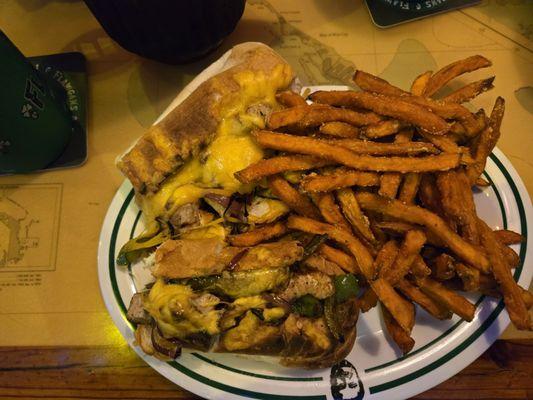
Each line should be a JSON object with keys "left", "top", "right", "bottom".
{"left": 365, "top": 295, "right": 485, "bottom": 373}
{"left": 127, "top": 210, "right": 146, "bottom": 289}
{"left": 168, "top": 360, "right": 326, "bottom": 400}
{"left": 370, "top": 300, "right": 506, "bottom": 394}
{"left": 482, "top": 171, "right": 507, "bottom": 229}
{"left": 130, "top": 210, "right": 143, "bottom": 239}
{"left": 489, "top": 153, "right": 528, "bottom": 279}
{"left": 109, "top": 188, "right": 135, "bottom": 318}
{"left": 369, "top": 153, "right": 528, "bottom": 394}
{"left": 365, "top": 169, "right": 505, "bottom": 373}
{"left": 192, "top": 353, "right": 323, "bottom": 382}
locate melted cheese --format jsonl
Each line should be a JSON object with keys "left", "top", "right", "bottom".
{"left": 139, "top": 64, "right": 293, "bottom": 221}
{"left": 144, "top": 279, "right": 221, "bottom": 339}
{"left": 301, "top": 318, "right": 331, "bottom": 351}
{"left": 179, "top": 223, "right": 227, "bottom": 240}
{"left": 220, "top": 311, "right": 279, "bottom": 351}
{"left": 247, "top": 197, "right": 290, "bottom": 224}
{"left": 200, "top": 117, "right": 263, "bottom": 193}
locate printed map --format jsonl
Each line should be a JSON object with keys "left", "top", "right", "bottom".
{"left": 0, "top": 184, "right": 61, "bottom": 271}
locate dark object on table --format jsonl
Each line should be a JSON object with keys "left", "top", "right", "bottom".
{"left": 0, "top": 31, "right": 76, "bottom": 174}
{"left": 30, "top": 52, "right": 88, "bottom": 172}
{"left": 365, "top": 0, "right": 480, "bottom": 28}
{"left": 83, "top": 0, "right": 246, "bottom": 64}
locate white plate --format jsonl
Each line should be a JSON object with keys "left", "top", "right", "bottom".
{"left": 98, "top": 86, "right": 533, "bottom": 400}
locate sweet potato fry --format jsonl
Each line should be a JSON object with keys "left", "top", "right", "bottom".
{"left": 475, "top": 177, "right": 490, "bottom": 187}
{"left": 372, "top": 278, "right": 416, "bottom": 332}
{"left": 378, "top": 130, "right": 413, "bottom": 198}
{"left": 431, "top": 253, "right": 456, "bottom": 281}
{"left": 327, "top": 139, "right": 438, "bottom": 156}
{"left": 442, "top": 77, "right": 495, "bottom": 104}
{"left": 411, "top": 255, "right": 433, "bottom": 277}
{"left": 267, "top": 104, "right": 381, "bottom": 129}
{"left": 309, "top": 90, "right": 450, "bottom": 135}
{"left": 493, "top": 229, "right": 524, "bottom": 245}
{"left": 318, "top": 244, "right": 360, "bottom": 274}
{"left": 410, "top": 71, "right": 432, "bottom": 96}
{"left": 450, "top": 109, "right": 488, "bottom": 140}
{"left": 466, "top": 97, "right": 505, "bottom": 184}
{"left": 353, "top": 70, "right": 409, "bottom": 97}
{"left": 287, "top": 215, "right": 374, "bottom": 278}
{"left": 418, "top": 131, "right": 462, "bottom": 154}
{"left": 374, "top": 222, "right": 443, "bottom": 248}
{"left": 424, "top": 55, "right": 492, "bottom": 96}
{"left": 373, "top": 240, "right": 399, "bottom": 278}
{"left": 381, "top": 230, "right": 426, "bottom": 285}
{"left": 500, "top": 244, "right": 520, "bottom": 268}
{"left": 395, "top": 129, "right": 414, "bottom": 142}
{"left": 369, "top": 217, "right": 387, "bottom": 247}
{"left": 420, "top": 134, "right": 475, "bottom": 165}
{"left": 304, "top": 254, "right": 345, "bottom": 276}
{"left": 521, "top": 289, "right": 533, "bottom": 310}
{"left": 449, "top": 122, "right": 468, "bottom": 140}
{"left": 396, "top": 279, "right": 453, "bottom": 320}
{"left": 358, "top": 288, "right": 378, "bottom": 312}
{"left": 379, "top": 173, "right": 402, "bottom": 199}
{"left": 418, "top": 174, "right": 447, "bottom": 219}
{"left": 276, "top": 90, "right": 307, "bottom": 107}
{"left": 436, "top": 169, "right": 480, "bottom": 244}
{"left": 336, "top": 188, "right": 377, "bottom": 245}
{"left": 398, "top": 173, "right": 421, "bottom": 204}
{"left": 253, "top": 131, "right": 460, "bottom": 173}
{"left": 399, "top": 96, "right": 482, "bottom": 135}
{"left": 268, "top": 175, "right": 321, "bottom": 220}
{"left": 313, "top": 192, "right": 351, "bottom": 232}
{"left": 374, "top": 221, "right": 417, "bottom": 235}
{"left": 415, "top": 276, "right": 476, "bottom": 321}
{"left": 362, "top": 120, "right": 402, "bottom": 139}
{"left": 300, "top": 168, "right": 380, "bottom": 193}
{"left": 235, "top": 155, "right": 332, "bottom": 184}
{"left": 229, "top": 221, "right": 287, "bottom": 247}
{"left": 319, "top": 121, "right": 360, "bottom": 138}
{"left": 478, "top": 219, "right": 531, "bottom": 330}
{"left": 455, "top": 262, "right": 481, "bottom": 291}
{"left": 355, "top": 192, "right": 490, "bottom": 272}
{"left": 381, "top": 305, "right": 415, "bottom": 354}
{"left": 460, "top": 268, "right": 532, "bottom": 310}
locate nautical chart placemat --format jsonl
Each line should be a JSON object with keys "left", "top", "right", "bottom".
{"left": 0, "top": 0, "right": 531, "bottom": 346}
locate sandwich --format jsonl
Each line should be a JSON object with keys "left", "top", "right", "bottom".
{"left": 116, "top": 42, "right": 360, "bottom": 369}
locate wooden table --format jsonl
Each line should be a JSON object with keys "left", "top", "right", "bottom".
{"left": 1, "top": 340, "right": 532, "bottom": 399}
{"left": 0, "top": 1, "right": 532, "bottom": 399}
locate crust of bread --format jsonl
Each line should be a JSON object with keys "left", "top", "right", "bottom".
{"left": 117, "top": 43, "right": 294, "bottom": 193}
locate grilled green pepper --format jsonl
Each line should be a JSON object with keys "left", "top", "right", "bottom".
{"left": 302, "top": 234, "right": 328, "bottom": 260}
{"left": 117, "top": 222, "right": 169, "bottom": 265}
{"left": 180, "top": 268, "right": 290, "bottom": 299}
{"left": 334, "top": 274, "right": 359, "bottom": 303}
{"left": 292, "top": 294, "right": 323, "bottom": 318}
{"left": 324, "top": 296, "right": 343, "bottom": 342}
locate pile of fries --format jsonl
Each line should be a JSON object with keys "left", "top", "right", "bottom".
{"left": 234, "top": 55, "right": 532, "bottom": 354}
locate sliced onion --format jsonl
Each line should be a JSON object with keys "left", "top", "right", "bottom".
{"left": 227, "top": 248, "right": 249, "bottom": 271}
{"left": 151, "top": 326, "right": 181, "bottom": 359}
{"left": 262, "top": 293, "right": 291, "bottom": 313}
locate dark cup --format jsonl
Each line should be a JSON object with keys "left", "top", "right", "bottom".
{"left": 83, "top": 0, "right": 246, "bottom": 64}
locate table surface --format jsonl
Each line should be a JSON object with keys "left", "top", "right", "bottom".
{"left": 1, "top": 339, "right": 532, "bottom": 399}
{"left": 0, "top": 0, "right": 532, "bottom": 399}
